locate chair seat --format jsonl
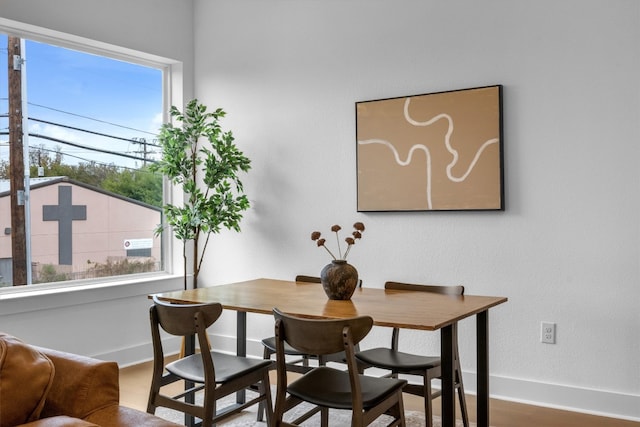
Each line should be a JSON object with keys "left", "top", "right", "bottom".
{"left": 356, "top": 348, "right": 441, "bottom": 372}
{"left": 167, "top": 351, "right": 273, "bottom": 383}
{"left": 287, "top": 366, "right": 406, "bottom": 410}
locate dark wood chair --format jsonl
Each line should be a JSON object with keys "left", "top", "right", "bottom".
{"left": 355, "top": 281, "right": 469, "bottom": 427}
{"left": 258, "top": 275, "right": 362, "bottom": 421}
{"left": 147, "top": 296, "right": 274, "bottom": 427}
{"left": 272, "top": 308, "right": 406, "bottom": 427}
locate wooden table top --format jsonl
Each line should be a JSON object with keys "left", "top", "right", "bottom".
{"left": 154, "top": 278, "right": 508, "bottom": 331}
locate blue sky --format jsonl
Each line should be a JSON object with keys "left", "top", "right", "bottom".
{"left": 0, "top": 33, "right": 163, "bottom": 170}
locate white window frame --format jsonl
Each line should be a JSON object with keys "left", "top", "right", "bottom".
{"left": 0, "top": 17, "right": 184, "bottom": 297}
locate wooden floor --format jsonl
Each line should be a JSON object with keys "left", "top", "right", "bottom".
{"left": 120, "top": 360, "right": 637, "bottom": 427}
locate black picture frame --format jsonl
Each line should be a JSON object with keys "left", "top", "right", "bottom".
{"left": 356, "top": 85, "right": 504, "bottom": 212}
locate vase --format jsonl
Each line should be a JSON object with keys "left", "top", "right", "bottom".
{"left": 320, "top": 260, "right": 359, "bottom": 300}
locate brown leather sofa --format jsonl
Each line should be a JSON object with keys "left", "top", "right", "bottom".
{"left": 0, "top": 332, "right": 181, "bottom": 427}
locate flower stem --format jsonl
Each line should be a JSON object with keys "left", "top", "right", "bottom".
{"left": 344, "top": 245, "right": 352, "bottom": 260}
{"left": 323, "top": 245, "right": 337, "bottom": 260}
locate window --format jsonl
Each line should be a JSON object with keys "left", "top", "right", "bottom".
{"left": 0, "top": 30, "right": 168, "bottom": 287}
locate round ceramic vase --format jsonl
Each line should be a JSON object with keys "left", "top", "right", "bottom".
{"left": 320, "top": 260, "right": 359, "bottom": 300}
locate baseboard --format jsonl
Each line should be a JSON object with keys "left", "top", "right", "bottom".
{"left": 464, "top": 372, "right": 640, "bottom": 422}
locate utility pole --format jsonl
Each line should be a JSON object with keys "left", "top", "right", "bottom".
{"left": 139, "top": 137, "right": 148, "bottom": 167}
{"left": 8, "top": 36, "right": 27, "bottom": 286}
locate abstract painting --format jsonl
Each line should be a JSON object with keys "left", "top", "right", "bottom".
{"left": 356, "top": 85, "right": 503, "bottom": 211}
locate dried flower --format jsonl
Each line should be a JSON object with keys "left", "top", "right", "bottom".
{"left": 316, "top": 237, "right": 336, "bottom": 259}
{"left": 311, "top": 222, "right": 365, "bottom": 261}
{"left": 343, "top": 237, "right": 356, "bottom": 259}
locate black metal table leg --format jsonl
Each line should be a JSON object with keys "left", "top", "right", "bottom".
{"left": 441, "top": 323, "right": 455, "bottom": 427}
{"left": 236, "top": 311, "right": 247, "bottom": 403}
{"left": 477, "top": 310, "right": 489, "bottom": 427}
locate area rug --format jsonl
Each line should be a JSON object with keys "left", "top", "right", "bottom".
{"left": 154, "top": 389, "right": 473, "bottom": 426}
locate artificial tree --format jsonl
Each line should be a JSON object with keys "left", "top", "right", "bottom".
{"left": 151, "top": 99, "right": 251, "bottom": 289}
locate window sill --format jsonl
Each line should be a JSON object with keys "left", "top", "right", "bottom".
{"left": 0, "top": 273, "right": 184, "bottom": 315}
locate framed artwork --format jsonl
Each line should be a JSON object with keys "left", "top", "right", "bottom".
{"left": 356, "top": 85, "right": 504, "bottom": 211}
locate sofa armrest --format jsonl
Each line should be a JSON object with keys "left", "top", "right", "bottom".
{"left": 35, "top": 347, "right": 119, "bottom": 420}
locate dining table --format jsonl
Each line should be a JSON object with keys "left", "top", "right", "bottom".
{"left": 153, "top": 277, "right": 507, "bottom": 427}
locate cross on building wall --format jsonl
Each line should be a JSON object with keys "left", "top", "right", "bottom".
{"left": 43, "top": 185, "right": 87, "bottom": 265}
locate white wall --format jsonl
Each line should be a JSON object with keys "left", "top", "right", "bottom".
{"left": 0, "top": 0, "right": 194, "bottom": 363}
{"left": 192, "top": 0, "right": 640, "bottom": 420}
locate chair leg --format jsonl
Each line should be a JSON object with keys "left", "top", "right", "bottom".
{"left": 146, "top": 382, "right": 157, "bottom": 414}
{"left": 455, "top": 361, "right": 469, "bottom": 427}
{"left": 257, "top": 346, "right": 273, "bottom": 422}
{"left": 385, "top": 390, "right": 406, "bottom": 427}
{"left": 146, "top": 398, "right": 156, "bottom": 415}
{"left": 260, "top": 371, "right": 275, "bottom": 427}
{"left": 423, "top": 374, "right": 434, "bottom": 427}
{"left": 202, "top": 383, "right": 216, "bottom": 427}
{"left": 318, "top": 354, "right": 326, "bottom": 366}
{"left": 146, "top": 369, "right": 161, "bottom": 414}
{"left": 320, "top": 407, "right": 329, "bottom": 427}
{"left": 397, "top": 390, "right": 407, "bottom": 427}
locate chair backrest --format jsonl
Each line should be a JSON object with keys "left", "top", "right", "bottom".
{"left": 295, "top": 275, "right": 321, "bottom": 283}
{"left": 151, "top": 295, "right": 223, "bottom": 337}
{"left": 273, "top": 308, "right": 372, "bottom": 356}
{"left": 385, "top": 281, "right": 464, "bottom": 296}
{"left": 149, "top": 297, "right": 224, "bottom": 385}
{"left": 296, "top": 275, "right": 363, "bottom": 288}
{"left": 384, "top": 282, "right": 464, "bottom": 351}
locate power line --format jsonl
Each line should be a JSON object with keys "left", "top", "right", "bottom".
{"left": 0, "top": 130, "right": 157, "bottom": 163}
{"left": 1, "top": 113, "right": 159, "bottom": 146}
{"left": 1, "top": 114, "right": 160, "bottom": 164}
{"left": 0, "top": 98, "right": 159, "bottom": 137}
{"left": 28, "top": 133, "right": 156, "bottom": 163}
{"left": 27, "top": 101, "right": 158, "bottom": 136}
{"left": 29, "top": 117, "right": 160, "bottom": 147}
